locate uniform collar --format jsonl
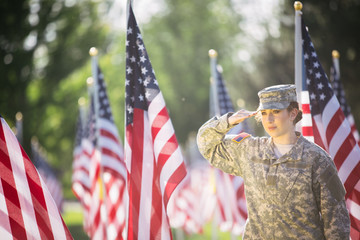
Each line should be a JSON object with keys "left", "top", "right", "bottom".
{"left": 262, "top": 132, "right": 305, "bottom": 164}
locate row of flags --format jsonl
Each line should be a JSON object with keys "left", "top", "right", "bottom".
{"left": 295, "top": 5, "right": 360, "bottom": 238}
{"left": 1, "top": 1, "right": 359, "bottom": 239}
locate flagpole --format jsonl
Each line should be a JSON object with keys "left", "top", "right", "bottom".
{"left": 89, "top": 47, "right": 109, "bottom": 239}
{"left": 209, "top": 49, "right": 220, "bottom": 117}
{"left": 15, "top": 112, "right": 23, "bottom": 144}
{"left": 294, "top": 1, "right": 303, "bottom": 133}
{"left": 332, "top": 50, "right": 340, "bottom": 80}
{"left": 78, "top": 97, "right": 87, "bottom": 130}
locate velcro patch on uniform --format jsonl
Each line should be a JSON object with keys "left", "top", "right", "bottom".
{"left": 232, "top": 132, "right": 251, "bottom": 143}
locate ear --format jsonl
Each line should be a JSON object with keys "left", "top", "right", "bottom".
{"left": 289, "top": 108, "right": 298, "bottom": 121}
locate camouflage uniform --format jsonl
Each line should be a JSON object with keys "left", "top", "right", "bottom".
{"left": 197, "top": 85, "right": 350, "bottom": 239}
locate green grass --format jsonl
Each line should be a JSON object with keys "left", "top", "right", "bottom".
{"left": 62, "top": 209, "right": 89, "bottom": 240}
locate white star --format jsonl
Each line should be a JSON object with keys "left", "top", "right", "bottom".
{"left": 140, "top": 55, "right": 146, "bottom": 63}
{"left": 308, "top": 69, "right": 313, "bottom": 74}
{"left": 127, "top": 27, "right": 133, "bottom": 35}
{"left": 138, "top": 78, "right": 143, "bottom": 84}
{"left": 138, "top": 44, "right": 145, "bottom": 51}
{"left": 99, "top": 91, "right": 105, "bottom": 97}
{"left": 145, "top": 90, "right": 151, "bottom": 99}
{"left": 131, "top": 96, "right": 135, "bottom": 102}
{"left": 153, "top": 79, "right": 158, "bottom": 85}
{"left": 126, "top": 40, "right": 129, "bottom": 46}
{"left": 313, "top": 61, "right": 320, "bottom": 68}
{"left": 304, "top": 53, "right": 309, "bottom": 59}
{"left": 137, "top": 33, "right": 142, "bottom": 39}
{"left": 317, "top": 82, "right": 324, "bottom": 89}
{"left": 310, "top": 93, "right": 316, "bottom": 100}
{"left": 310, "top": 42, "right": 314, "bottom": 48}
{"left": 130, "top": 56, "right": 136, "bottom": 62}
{"left": 139, "top": 94, "right": 144, "bottom": 101}
{"left": 126, "top": 67, "right": 133, "bottom": 74}
{"left": 315, "top": 72, "right": 321, "bottom": 79}
{"left": 143, "top": 78, "right": 150, "bottom": 86}
{"left": 125, "top": 79, "right": 130, "bottom": 85}
{"left": 127, "top": 106, "right": 133, "bottom": 113}
{"left": 311, "top": 51, "right": 317, "bottom": 57}
{"left": 306, "top": 78, "right": 311, "bottom": 85}
{"left": 141, "top": 67, "right": 148, "bottom": 75}
{"left": 319, "top": 93, "right": 325, "bottom": 100}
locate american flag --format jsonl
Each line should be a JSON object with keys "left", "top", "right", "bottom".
{"left": 92, "top": 62, "right": 127, "bottom": 240}
{"left": 125, "top": 5, "right": 187, "bottom": 239}
{"left": 0, "top": 115, "right": 73, "bottom": 239}
{"left": 301, "top": 19, "right": 360, "bottom": 238}
{"left": 72, "top": 103, "right": 92, "bottom": 235}
{"left": 330, "top": 56, "right": 360, "bottom": 144}
{"left": 31, "top": 139, "right": 63, "bottom": 212}
{"left": 209, "top": 57, "right": 248, "bottom": 235}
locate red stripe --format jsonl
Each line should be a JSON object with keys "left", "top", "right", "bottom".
{"left": 348, "top": 189, "right": 360, "bottom": 206}
{"left": 150, "top": 156, "right": 162, "bottom": 239}
{"left": 102, "top": 147, "right": 123, "bottom": 163}
{"left": 302, "top": 103, "right": 311, "bottom": 114}
{"left": 127, "top": 108, "right": 145, "bottom": 240}
{"left": 302, "top": 126, "right": 313, "bottom": 136}
{"left": 344, "top": 162, "right": 360, "bottom": 199}
{"left": 100, "top": 129, "right": 120, "bottom": 145}
{"left": 351, "top": 225, "right": 360, "bottom": 240}
{"left": 163, "top": 162, "right": 187, "bottom": 207}
{"left": 0, "top": 121, "right": 27, "bottom": 239}
{"left": 333, "top": 132, "right": 357, "bottom": 171}
{"left": 325, "top": 108, "right": 344, "bottom": 144}
{"left": 22, "top": 145, "right": 55, "bottom": 240}
{"left": 151, "top": 107, "right": 168, "bottom": 141}
{"left": 157, "top": 134, "right": 178, "bottom": 171}
{"left": 312, "top": 118, "right": 327, "bottom": 151}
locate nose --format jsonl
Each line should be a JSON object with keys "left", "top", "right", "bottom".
{"left": 266, "top": 113, "right": 274, "bottom": 123}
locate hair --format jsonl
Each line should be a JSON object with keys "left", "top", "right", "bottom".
{"left": 254, "top": 101, "right": 303, "bottom": 125}
{"left": 287, "top": 101, "right": 303, "bottom": 124}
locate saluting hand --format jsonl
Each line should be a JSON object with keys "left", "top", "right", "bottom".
{"left": 228, "top": 109, "right": 257, "bottom": 125}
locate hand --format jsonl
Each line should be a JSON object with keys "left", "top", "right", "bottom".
{"left": 228, "top": 109, "right": 257, "bottom": 125}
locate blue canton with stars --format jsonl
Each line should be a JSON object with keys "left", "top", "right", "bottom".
{"left": 330, "top": 63, "right": 351, "bottom": 118}
{"left": 125, "top": 6, "right": 160, "bottom": 126}
{"left": 96, "top": 65, "right": 114, "bottom": 123}
{"left": 214, "top": 65, "right": 234, "bottom": 116}
{"left": 302, "top": 19, "right": 335, "bottom": 116}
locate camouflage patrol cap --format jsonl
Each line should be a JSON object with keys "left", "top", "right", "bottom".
{"left": 257, "top": 84, "right": 297, "bottom": 110}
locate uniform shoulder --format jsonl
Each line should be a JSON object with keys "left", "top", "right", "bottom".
{"left": 301, "top": 137, "right": 332, "bottom": 166}
{"left": 225, "top": 132, "right": 268, "bottom": 145}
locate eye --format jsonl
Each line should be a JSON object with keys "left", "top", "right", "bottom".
{"left": 273, "top": 110, "right": 281, "bottom": 114}
{"left": 261, "top": 111, "right": 267, "bottom": 116}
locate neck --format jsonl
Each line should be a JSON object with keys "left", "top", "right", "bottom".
{"left": 273, "top": 131, "right": 298, "bottom": 145}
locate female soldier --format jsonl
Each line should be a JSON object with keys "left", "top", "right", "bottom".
{"left": 197, "top": 84, "right": 350, "bottom": 239}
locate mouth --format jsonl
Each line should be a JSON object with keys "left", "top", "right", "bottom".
{"left": 268, "top": 126, "right": 277, "bottom": 131}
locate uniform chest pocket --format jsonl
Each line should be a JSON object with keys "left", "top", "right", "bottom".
{"left": 276, "top": 163, "right": 311, "bottom": 204}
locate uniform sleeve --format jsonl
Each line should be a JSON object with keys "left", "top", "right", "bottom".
{"left": 196, "top": 113, "right": 245, "bottom": 176}
{"left": 312, "top": 154, "right": 350, "bottom": 239}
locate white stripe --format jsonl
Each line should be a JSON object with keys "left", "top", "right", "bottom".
{"left": 303, "top": 136, "right": 315, "bottom": 142}
{"left": 328, "top": 118, "right": 350, "bottom": 158}
{"left": 153, "top": 119, "right": 174, "bottom": 160}
{"left": 301, "top": 113, "right": 313, "bottom": 127}
{"left": 102, "top": 155, "right": 127, "bottom": 178}
{"left": 41, "top": 177, "right": 67, "bottom": 240}
{"left": 301, "top": 91, "right": 310, "bottom": 104}
{"left": 99, "top": 137, "right": 124, "bottom": 159}
{"left": 161, "top": 203, "right": 171, "bottom": 239}
{"left": 346, "top": 198, "right": 360, "bottom": 221}
{"left": 138, "top": 112, "right": 153, "bottom": 240}
{"left": 159, "top": 146, "right": 183, "bottom": 195}
{"left": 148, "top": 92, "right": 166, "bottom": 125}
{"left": 338, "top": 146, "right": 360, "bottom": 183}
{"left": 98, "top": 118, "right": 121, "bottom": 140}
{"left": 124, "top": 129, "right": 132, "bottom": 173}
{"left": 322, "top": 95, "right": 340, "bottom": 130}
{"left": 0, "top": 181, "right": 12, "bottom": 239}
{"left": 2, "top": 119, "right": 41, "bottom": 240}
{"left": 313, "top": 114, "right": 328, "bottom": 150}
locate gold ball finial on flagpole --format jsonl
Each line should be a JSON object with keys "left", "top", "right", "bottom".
{"left": 78, "top": 97, "right": 86, "bottom": 106}
{"left": 87, "top": 77, "right": 94, "bottom": 86}
{"left": 208, "top": 49, "right": 218, "bottom": 58}
{"left": 332, "top": 50, "right": 340, "bottom": 59}
{"left": 89, "top": 47, "right": 98, "bottom": 57}
{"left": 15, "top": 112, "right": 23, "bottom": 121}
{"left": 294, "top": 1, "right": 303, "bottom": 11}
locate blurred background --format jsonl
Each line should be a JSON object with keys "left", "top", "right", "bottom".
{"left": 1, "top": 0, "right": 360, "bottom": 238}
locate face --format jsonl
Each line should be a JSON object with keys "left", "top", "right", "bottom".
{"left": 260, "top": 108, "right": 297, "bottom": 139}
